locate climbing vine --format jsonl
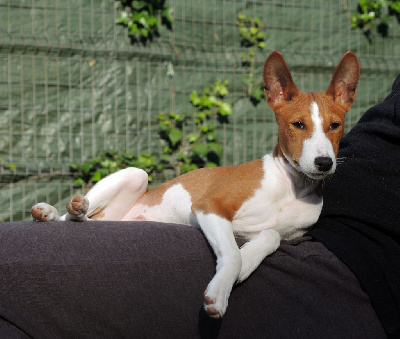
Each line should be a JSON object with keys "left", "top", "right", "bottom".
{"left": 0, "top": 156, "right": 16, "bottom": 172}
{"left": 70, "top": 80, "right": 232, "bottom": 186}
{"left": 70, "top": 11, "right": 268, "bottom": 187}
{"left": 70, "top": 151, "right": 159, "bottom": 187}
{"left": 159, "top": 80, "right": 231, "bottom": 176}
{"left": 115, "top": 0, "right": 173, "bottom": 43}
{"left": 237, "top": 13, "right": 266, "bottom": 105}
{"left": 350, "top": 0, "right": 400, "bottom": 39}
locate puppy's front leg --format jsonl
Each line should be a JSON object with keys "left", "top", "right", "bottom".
{"left": 194, "top": 211, "right": 241, "bottom": 319}
{"left": 237, "top": 229, "right": 281, "bottom": 283}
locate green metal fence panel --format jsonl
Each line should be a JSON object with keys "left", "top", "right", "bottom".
{"left": 1, "top": 0, "right": 399, "bottom": 221}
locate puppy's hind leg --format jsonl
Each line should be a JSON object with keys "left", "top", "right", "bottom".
{"left": 31, "top": 197, "right": 88, "bottom": 222}
{"left": 31, "top": 203, "right": 61, "bottom": 222}
{"left": 65, "top": 194, "right": 90, "bottom": 221}
{"left": 31, "top": 167, "right": 148, "bottom": 222}
{"left": 82, "top": 167, "right": 149, "bottom": 220}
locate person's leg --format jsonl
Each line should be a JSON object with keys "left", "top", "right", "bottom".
{"left": 0, "top": 317, "right": 32, "bottom": 339}
{"left": 0, "top": 221, "right": 385, "bottom": 338}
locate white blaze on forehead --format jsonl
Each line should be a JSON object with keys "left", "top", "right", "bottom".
{"left": 310, "top": 101, "right": 324, "bottom": 135}
{"left": 299, "top": 101, "right": 336, "bottom": 176}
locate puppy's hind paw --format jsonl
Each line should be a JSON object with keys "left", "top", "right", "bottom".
{"left": 31, "top": 203, "right": 60, "bottom": 221}
{"left": 66, "top": 194, "right": 89, "bottom": 220}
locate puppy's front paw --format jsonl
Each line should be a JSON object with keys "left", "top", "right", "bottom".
{"left": 204, "top": 293, "right": 223, "bottom": 319}
{"left": 31, "top": 203, "right": 60, "bottom": 221}
{"left": 203, "top": 283, "right": 232, "bottom": 319}
{"left": 66, "top": 194, "right": 89, "bottom": 219}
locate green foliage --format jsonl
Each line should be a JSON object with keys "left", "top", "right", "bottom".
{"left": 0, "top": 156, "right": 16, "bottom": 171}
{"left": 158, "top": 80, "right": 231, "bottom": 176}
{"left": 70, "top": 151, "right": 159, "bottom": 186}
{"left": 116, "top": 0, "right": 173, "bottom": 43}
{"left": 70, "top": 80, "right": 232, "bottom": 186}
{"left": 237, "top": 13, "right": 265, "bottom": 52}
{"left": 237, "top": 13, "right": 266, "bottom": 106}
{"left": 350, "top": 0, "right": 400, "bottom": 39}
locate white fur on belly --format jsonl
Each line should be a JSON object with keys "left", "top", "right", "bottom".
{"left": 122, "top": 183, "right": 197, "bottom": 225}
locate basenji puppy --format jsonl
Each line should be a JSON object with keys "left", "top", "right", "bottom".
{"left": 31, "top": 51, "right": 360, "bottom": 319}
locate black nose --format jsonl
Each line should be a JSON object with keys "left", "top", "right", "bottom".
{"left": 314, "top": 157, "right": 333, "bottom": 172}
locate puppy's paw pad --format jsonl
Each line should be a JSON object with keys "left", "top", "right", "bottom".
{"left": 31, "top": 203, "right": 57, "bottom": 221}
{"left": 204, "top": 294, "right": 222, "bottom": 319}
{"left": 66, "top": 194, "right": 89, "bottom": 216}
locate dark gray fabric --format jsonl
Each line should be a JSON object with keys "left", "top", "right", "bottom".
{"left": 0, "top": 221, "right": 384, "bottom": 338}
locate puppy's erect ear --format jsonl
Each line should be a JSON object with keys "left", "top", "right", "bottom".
{"left": 263, "top": 51, "right": 299, "bottom": 110}
{"left": 326, "top": 51, "right": 360, "bottom": 111}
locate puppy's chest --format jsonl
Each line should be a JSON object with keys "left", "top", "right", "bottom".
{"left": 232, "top": 171, "right": 323, "bottom": 240}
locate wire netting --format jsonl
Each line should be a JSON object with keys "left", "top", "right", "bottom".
{"left": 1, "top": 0, "right": 399, "bottom": 221}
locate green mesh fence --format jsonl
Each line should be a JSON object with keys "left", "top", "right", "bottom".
{"left": 1, "top": 0, "right": 400, "bottom": 221}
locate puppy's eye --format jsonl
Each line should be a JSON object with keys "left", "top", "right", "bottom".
{"left": 292, "top": 121, "right": 305, "bottom": 130}
{"left": 329, "top": 122, "right": 341, "bottom": 130}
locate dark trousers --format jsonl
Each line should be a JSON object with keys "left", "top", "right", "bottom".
{"left": 0, "top": 221, "right": 385, "bottom": 338}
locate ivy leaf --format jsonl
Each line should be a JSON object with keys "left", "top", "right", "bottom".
{"left": 129, "top": 23, "right": 139, "bottom": 35}
{"left": 238, "top": 13, "right": 245, "bottom": 21}
{"left": 123, "top": 153, "right": 136, "bottom": 161}
{"left": 139, "top": 16, "right": 150, "bottom": 29}
{"left": 190, "top": 91, "right": 200, "bottom": 106}
{"left": 206, "top": 132, "right": 218, "bottom": 142}
{"left": 91, "top": 171, "right": 102, "bottom": 183}
{"left": 130, "top": 1, "right": 148, "bottom": 10}
{"left": 195, "top": 112, "right": 207, "bottom": 124}
{"left": 157, "top": 112, "right": 166, "bottom": 121}
{"left": 188, "top": 132, "right": 199, "bottom": 143}
{"left": 201, "top": 124, "right": 210, "bottom": 133}
{"left": 239, "top": 27, "right": 250, "bottom": 40}
{"left": 177, "top": 153, "right": 190, "bottom": 164}
{"left": 168, "top": 128, "right": 183, "bottom": 146}
{"left": 81, "top": 163, "right": 92, "bottom": 176}
{"left": 192, "top": 143, "right": 208, "bottom": 157}
{"left": 162, "top": 7, "right": 174, "bottom": 25}
{"left": 69, "top": 162, "right": 80, "bottom": 171}
{"left": 218, "top": 102, "right": 232, "bottom": 116}
{"left": 148, "top": 16, "right": 160, "bottom": 28}
{"left": 217, "top": 86, "right": 228, "bottom": 97}
{"left": 163, "top": 146, "right": 172, "bottom": 154}
{"left": 138, "top": 153, "right": 156, "bottom": 168}
{"left": 257, "top": 32, "right": 265, "bottom": 40}
{"left": 139, "top": 28, "right": 149, "bottom": 38}
{"left": 199, "top": 94, "right": 213, "bottom": 109}
{"left": 250, "top": 27, "right": 258, "bottom": 35}
{"left": 207, "top": 95, "right": 218, "bottom": 105}
{"left": 251, "top": 87, "right": 264, "bottom": 101}
{"left": 181, "top": 164, "right": 198, "bottom": 174}
{"left": 74, "top": 178, "right": 84, "bottom": 186}
{"left": 116, "top": 12, "right": 129, "bottom": 26}
{"left": 391, "top": 2, "right": 400, "bottom": 13}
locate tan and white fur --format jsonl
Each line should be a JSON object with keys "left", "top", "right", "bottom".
{"left": 31, "top": 51, "right": 360, "bottom": 319}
